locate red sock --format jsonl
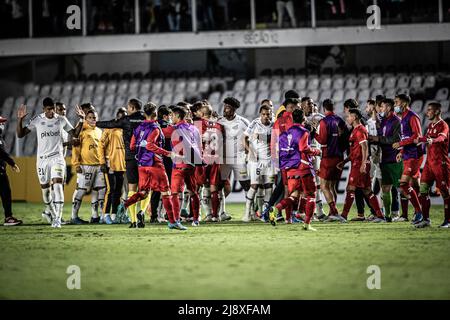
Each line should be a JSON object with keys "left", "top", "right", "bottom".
{"left": 328, "top": 201, "right": 338, "bottom": 215}
{"left": 342, "top": 191, "right": 355, "bottom": 218}
{"left": 124, "top": 192, "right": 145, "bottom": 208}
{"left": 305, "top": 196, "right": 316, "bottom": 224}
{"left": 211, "top": 191, "right": 219, "bottom": 218}
{"left": 276, "top": 197, "right": 294, "bottom": 220}
{"left": 299, "top": 197, "right": 306, "bottom": 214}
{"left": 190, "top": 193, "right": 200, "bottom": 221}
{"left": 401, "top": 196, "right": 409, "bottom": 218}
{"left": 368, "top": 193, "right": 383, "bottom": 218}
{"left": 444, "top": 197, "right": 450, "bottom": 221}
{"left": 171, "top": 194, "right": 180, "bottom": 221}
{"left": 401, "top": 184, "right": 422, "bottom": 213}
{"left": 419, "top": 194, "right": 431, "bottom": 220}
{"left": 162, "top": 195, "right": 175, "bottom": 223}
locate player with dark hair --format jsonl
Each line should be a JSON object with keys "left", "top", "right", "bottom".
{"left": 415, "top": 102, "right": 450, "bottom": 228}
{"left": 338, "top": 109, "right": 385, "bottom": 222}
{"left": 392, "top": 94, "right": 424, "bottom": 224}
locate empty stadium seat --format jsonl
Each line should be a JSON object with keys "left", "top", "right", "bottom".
{"left": 140, "top": 81, "right": 151, "bottom": 94}
{"left": 40, "top": 85, "right": 51, "bottom": 96}
{"left": 187, "top": 79, "right": 199, "bottom": 93}
{"left": 440, "top": 100, "right": 450, "bottom": 113}
{"left": 410, "top": 76, "right": 423, "bottom": 90}
{"left": 410, "top": 100, "right": 423, "bottom": 113}
{"left": 384, "top": 76, "right": 396, "bottom": 89}
{"left": 397, "top": 75, "right": 410, "bottom": 89}
{"left": 320, "top": 77, "right": 332, "bottom": 91}
{"left": 269, "top": 90, "right": 282, "bottom": 103}
{"left": 332, "top": 89, "right": 344, "bottom": 102}
{"left": 357, "top": 89, "right": 370, "bottom": 102}
{"left": 295, "top": 78, "right": 307, "bottom": 91}
{"left": 152, "top": 80, "right": 164, "bottom": 93}
{"left": 319, "top": 89, "right": 333, "bottom": 102}
{"left": 345, "top": 76, "right": 358, "bottom": 90}
{"left": 371, "top": 76, "right": 383, "bottom": 90}
{"left": 307, "top": 77, "right": 319, "bottom": 91}
{"left": 308, "top": 90, "right": 319, "bottom": 101}
{"left": 258, "top": 79, "right": 271, "bottom": 92}
{"left": 117, "top": 81, "right": 129, "bottom": 95}
{"left": 175, "top": 80, "right": 187, "bottom": 92}
{"left": 73, "top": 83, "right": 84, "bottom": 96}
{"left": 244, "top": 91, "right": 257, "bottom": 104}
{"left": 94, "top": 82, "right": 106, "bottom": 95}
{"left": 233, "top": 79, "right": 246, "bottom": 92}
{"left": 128, "top": 80, "right": 140, "bottom": 94}
{"left": 106, "top": 82, "right": 118, "bottom": 95}
{"left": 435, "top": 88, "right": 449, "bottom": 101}
{"left": 24, "top": 83, "right": 39, "bottom": 96}
{"left": 282, "top": 78, "right": 295, "bottom": 91}
{"left": 270, "top": 79, "right": 282, "bottom": 91}
{"left": 358, "top": 76, "right": 370, "bottom": 90}
{"left": 423, "top": 75, "right": 436, "bottom": 89}
{"left": 385, "top": 89, "right": 397, "bottom": 99}
{"left": 246, "top": 79, "right": 258, "bottom": 92}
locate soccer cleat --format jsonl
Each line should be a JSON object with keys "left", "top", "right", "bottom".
{"left": 211, "top": 216, "right": 219, "bottom": 222}
{"left": 90, "top": 217, "right": 101, "bottom": 224}
{"left": 175, "top": 221, "right": 188, "bottom": 230}
{"left": 415, "top": 219, "right": 431, "bottom": 228}
{"left": 41, "top": 211, "right": 52, "bottom": 224}
{"left": 412, "top": 212, "right": 423, "bottom": 225}
{"left": 439, "top": 220, "right": 449, "bottom": 228}
{"left": 393, "top": 216, "right": 409, "bottom": 222}
{"left": 60, "top": 218, "right": 69, "bottom": 225}
{"left": 168, "top": 222, "right": 186, "bottom": 230}
{"left": 276, "top": 212, "right": 285, "bottom": 223}
{"left": 261, "top": 205, "right": 271, "bottom": 221}
{"left": 338, "top": 215, "right": 348, "bottom": 223}
{"left": 3, "top": 216, "right": 23, "bottom": 226}
{"left": 51, "top": 220, "right": 61, "bottom": 228}
{"left": 350, "top": 215, "right": 365, "bottom": 222}
{"left": 303, "top": 223, "right": 317, "bottom": 231}
{"left": 316, "top": 213, "right": 327, "bottom": 221}
{"left": 71, "top": 217, "right": 89, "bottom": 225}
{"left": 371, "top": 217, "right": 387, "bottom": 223}
{"left": 325, "top": 214, "right": 341, "bottom": 222}
{"left": 204, "top": 215, "right": 213, "bottom": 222}
{"left": 192, "top": 220, "right": 200, "bottom": 227}
{"left": 137, "top": 211, "right": 145, "bottom": 228}
{"left": 220, "top": 212, "right": 232, "bottom": 221}
{"left": 385, "top": 216, "right": 392, "bottom": 223}
{"left": 285, "top": 218, "right": 293, "bottom": 224}
{"left": 366, "top": 214, "right": 376, "bottom": 221}
{"left": 269, "top": 210, "right": 277, "bottom": 227}
{"left": 129, "top": 222, "right": 137, "bottom": 228}
{"left": 392, "top": 211, "right": 400, "bottom": 219}
{"left": 292, "top": 215, "right": 303, "bottom": 224}
{"left": 104, "top": 215, "right": 113, "bottom": 225}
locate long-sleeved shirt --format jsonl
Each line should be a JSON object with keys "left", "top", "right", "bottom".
{"left": 72, "top": 125, "right": 103, "bottom": 168}
{"left": 298, "top": 128, "right": 321, "bottom": 175}
{"left": 99, "top": 128, "right": 126, "bottom": 172}
{"left": 0, "top": 135, "right": 15, "bottom": 174}
{"left": 419, "top": 118, "right": 450, "bottom": 165}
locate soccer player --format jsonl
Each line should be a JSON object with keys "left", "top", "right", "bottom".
{"left": 315, "top": 99, "right": 349, "bottom": 220}
{"left": 71, "top": 110, "right": 106, "bottom": 224}
{"left": 199, "top": 103, "right": 224, "bottom": 222}
{"left": 415, "top": 102, "right": 450, "bottom": 228}
{"left": 392, "top": 94, "right": 424, "bottom": 224}
{"left": 269, "top": 109, "right": 321, "bottom": 230}
{"left": 16, "top": 98, "right": 85, "bottom": 228}
{"left": 338, "top": 109, "right": 385, "bottom": 222}
{"left": 96, "top": 99, "right": 146, "bottom": 227}
{"left": 219, "top": 97, "right": 250, "bottom": 218}
{"left": 124, "top": 103, "right": 184, "bottom": 229}
{"left": 0, "top": 115, "right": 22, "bottom": 226}
{"left": 368, "top": 98, "right": 402, "bottom": 222}
{"left": 243, "top": 104, "right": 275, "bottom": 222}
{"left": 99, "top": 107, "right": 127, "bottom": 224}
{"left": 169, "top": 106, "right": 203, "bottom": 227}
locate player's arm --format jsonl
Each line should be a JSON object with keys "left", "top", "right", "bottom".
{"left": 419, "top": 124, "right": 448, "bottom": 145}
{"left": 360, "top": 133, "right": 369, "bottom": 174}
{"left": 16, "top": 104, "right": 31, "bottom": 138}
{"left": 71, "top": 139, "right": 82, "bottom": 173}
{"left": 298, "top": 131, "right": 320, "bottom": 156}
{"left": 146, "top": 129, "right": 172, "bottom": 157}
{"left": 315, "top": 119, "right": 327, "bottom": 145}
{"left": 399, "top": 116, "right": 422, "bottom": 147}
{"left": 96, "top": 116, "right": 127, "bottom": 130}
{"left": 98, "top": 130, "right": 109, "bottom": 166}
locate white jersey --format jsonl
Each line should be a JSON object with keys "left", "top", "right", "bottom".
{"left": 306, "top": 112, "right": 325, "bottom": 149}
{"left": 366, "top": 117, "right": 379, "bottom": 163}
{"left": 27, "top": 113, "right": 73, "bottom": 158}
{"left": 219, "top": 114, "right": 250, "bottom": 164}
{"left": 244, "top": 118, "right": 273, "bottom": 162}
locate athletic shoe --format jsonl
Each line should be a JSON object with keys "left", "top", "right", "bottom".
{"left": 276, "top": 212, "right": 284, "bottom": 222}
{"left": 168, "top": 222, "right": 186, "bottom": 230}
{"left": 150, "top": 217, "right": 158, "bottom": 223}
{"left": 99, "top": 217, "right": 104, "bottom": 224}
{"left": 90, "top": 217, "right": 100, "bottom": 224}
{"left": 325, "top": 214, "right": 341, "bottom": 222}
{"left": 269, "top": 210, "right": 277, "bottom": 226}
{"left": 303, "top": 223, "right": 317, "bottom": 231}
{"left": 51, "top": 220, "right": 61, "bottom": 228}
{"left": 204, "top": 215, "right": 213, "bottom": 222}
{"left": 180, "top": 208, "right": 189, "bottom": 218}
{"left": 192, "top": 220, "right": 200, "bottom": 227}
{"left": 285, "top": 218, "right": 293, "bottom": 224}
{"left": 129, "top": 222, "right": 136, "bottom": 228}
{"left": 71, "top": 217, "right": 89, "bottom": 225}
{"left": 220, "top": 212, "right": 232, "bottom": 221}
{"left": 350, "top": 215, "right": 365, "bottom": 222}
{"left": 439, "top": 220, "right": 449, "bottom": 228}
{"left": 175, "top": 222, "right": 188, "bottom": 230}
{"left": 261, "top": 205, "right": 271, "bottom": 221}
{"left": 292, "top": 215, "right": 303, "bottom": 223}
{"left": 316, "top": 213, "right": 327, "bottom": 221}
{"left": 412, "top": 212, "right": 423, "bottom": 225}
{"left": 338, "top": 215, "right": 348, "bottom": 223}
{"left": 385, "top": 216, "right": 392, "bottom": 223}
{"left": 371, "top": 217, "right": 386, "bottom": 223}
{"left": 393, "top": 216, "right": 409, "bottom": 222}
{"left": 60, "top": 218, "right": 69, "bottom": 225}
{"left": 104, "top": 215, "right": 113, "bottom": 225}
{"left": 392, "top": 211, "right": 400, "bottom": 219}
{"left": 241, "top": 214, "right": 251, "bottom": 222}
{"left": 415, "top": 219, "right": 431, "bottom": 228}
{"left": 3, "top": 216, "right": 23, "bottom": 226}
{"left": 366, "top": 214, "right": 376, "bottom": 221}
{"left": 137, "top": 211, "right": 145, "bottom": 228}
{"left": 41, "top": 211, "right": 52, "bottom": 224}
{"left": 211, "top": 216, "right": 219, "bottom": 222}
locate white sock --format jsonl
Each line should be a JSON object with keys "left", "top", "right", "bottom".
{"left": 111, "top": 213, "right": 116, "bottom": 221}
{"left": 245, "top": 188, "right": 257, "bottom": 218}
{"left": 316, "top": 188, "right": 325, "bottom": 215}
{"left": 72, "top": 188, "right": 86, "bottom": 219}
{"left": 91, "top": 189, "right": 99, "bottom": 218}
{"left": 256, "top": 187, "right": 265, "bottom": 213}
{"left": 181, "top": 190, "right": 190, "bottom": 211}
{"left": 201, "top": 186, "right": 212, "bottom": 217}
{"left": 53, "top": 183, "right": 64, "bottom": 222}
{"left": 42, "top": 187, "right": 56, "bottom": 219}
{"left": 264, "top": 187, "right": 273, "bottom": 208}
{"left": 219, "top": 190, "right": 226, "bottom": 215}
{"left": 97, "top": 187, "right": 106, "bottom": 218}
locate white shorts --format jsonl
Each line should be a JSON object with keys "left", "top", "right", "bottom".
{"left": 248, "top": 160, "right": 275, "bottom": 185}
{"left": 370, "top": 162, "right": 382, "bottom": 180}
{"left": 220, "top": 163, "right": 249, "bottom": 181}
{"left": 312, "top": 156, "right": 321, "bottom": 185}
{"left": 36, "top": 155, "right": 66, "bottom": 185}
{"left": 77, "top": 165, "right": 106, "bottom": 191}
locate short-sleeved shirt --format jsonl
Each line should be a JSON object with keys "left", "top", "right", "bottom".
{"left": 27, "top": 113, "right": 73, "bottom": 158}
{"left": 218, "top": 114, "right": 250, "bottom": 164}
{"left": 349, "top": 124, "right": 368, "bottom": 164}
{"left": 424, "top": 119, "right": 450, "bottom": 165}
{"left": 244, "top": 118, "right": 273, "bottom": 162}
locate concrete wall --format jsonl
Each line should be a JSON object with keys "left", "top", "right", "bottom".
{"left": 254, "top": 47, "right": 306, "bottom": 75}
{"left": 82, "top": 52, "right": 151, "bottom": 74}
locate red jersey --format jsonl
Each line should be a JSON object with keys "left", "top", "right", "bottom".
{"left": 271, "top": 111, "right": 293, "bottom": 162}
{"left": 349, "top": 124, "right": 368, "bottom": 164}
{"left": 297, "top": 128, "right": 320, "bottom": 175}
{"left": 200, "top": 119, "right": 224, "bottom": 165}
{"left": 420, "top": 119, "right": 450, "bottom": 165}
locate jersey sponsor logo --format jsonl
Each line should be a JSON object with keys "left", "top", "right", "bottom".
{"left": 89, "top": 144, "right": 97, "bottom": 150}
{"left": 40, "top": 131, "right": 60, "bottom": 139}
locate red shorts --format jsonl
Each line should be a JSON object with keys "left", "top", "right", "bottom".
{"left": 402, "top": 158, "right": 421, "bottom": 178}
{"left": 195, "top": 164, "right": 220, "bottom": 186}
{"left": 281, "top": 169, "right": 288, "bottom": 186}
{"left": 421, "top": 163, "right": 450, "bottom": 190}
{"left": 319, "top": 157, "right": 344, "bottom": 181}
{"left": 348, "top": 162, "right": 372, "bottom": 189}
{"left": 138, "top": 165, "right": 170, "bottom": 192}
{"left": 171, "top": 166, "right": 197, "bottom": 193}
{"left": 286, "top": 170, "right": 316, "bottom": 194}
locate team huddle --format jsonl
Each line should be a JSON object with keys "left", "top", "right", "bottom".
{"left": 5, "top": 89, "right": 450, "bottom": 230}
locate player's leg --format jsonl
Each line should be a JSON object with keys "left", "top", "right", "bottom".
{"left": 0, "top": 172, "right": 22, "bottom": 226}
{"left": 184, "top": 167, "right": 200, "bottom": 225}
{"left": 49, "top": 158, "right": 66, "bottom": 227}
{"left": 126, "top": 160, "right": 139, "bottom": 225}
{"left": 362, "top": 188, "right": 385, "bottom": 221}
{"left": 71, "top": 169, "right": 88, "bottom": 224}
{"left": 271, "top": 170, "right": 299, "bottom": 225}
{"left": 110, "top": 171, "right": 124, "bottom": 222}
{"left": 255, "top": 187, "right": 265, "bottom": 216}
{"left": 391, "top": 186, "right": 400, "bottom": 218}
{"left": 381, "top": 184, "right": 393, "bottom": 221}
{"left": 92, "top": 167, "right": 106, "bottom": 223}
{"left": 150, "top": 191, "right": 161, "bottom": 222}
{"left": 244, "top": 161, "right": 259, "bottom": 222}
{"left": 399, "top": 159, "right": 422, "bottom": 223}
{"left": 301, "top": 175, "right": 317, "bottom": 231}
{"left": 37, "top": 159, "right": 57, "bottom": 223}
{"left": 103, "top": 172, "right": 114, "bottom": 223}
{"left": 218, "top": 164, "right": 232, "bottom": 221}
{"left": 171, "top": 168, "right": 184, "bottom": 223}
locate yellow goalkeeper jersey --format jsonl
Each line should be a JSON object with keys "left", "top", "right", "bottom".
{"left": 98, "top": 128, "right": 126, "bottom": 172}
{"left": 72, "top": 124, "right": 103, "bottom": 167}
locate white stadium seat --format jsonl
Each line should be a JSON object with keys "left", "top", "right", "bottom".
{"left": 435, "top": 88, "right": 449, "bottom": 101}
{"left": 411, "top": 100, "right": 424, "bottom": 113}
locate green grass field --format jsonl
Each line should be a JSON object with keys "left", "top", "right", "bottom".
{"left": 1, "top": 202, "right": 449, "bottom": 300}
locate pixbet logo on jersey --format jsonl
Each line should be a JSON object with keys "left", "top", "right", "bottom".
{"left": 41, "top": 131, "right": 60, "bottom": 139}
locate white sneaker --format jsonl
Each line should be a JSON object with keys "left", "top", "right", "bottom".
{"left": 325, "top": 215, "right": 341, "bottom": 222}
{"left": 220, "top": 212, "right": 232, "bottom": 221}
{"left": 242, "top": 214, "right": 251, "bottom": 222}
{"left": 393, "top": 216, "right": 408, "bottom": 222}
{"left": 204, "top": 215, "right": 213, "bottom": 222}
{"left": 191, "top": 221, "right": 200, "bottom": 227}
{"left": 42, "top": 212, "right": 52, "bottom": 224}
{"left": 211, "top": 216, "right": 219, "bottom": 222}
{"left": 414, "top": 219, "right": 431, "bottom": 228}
{"left": 51, "top": 220, "right": 61, "bottom": 228}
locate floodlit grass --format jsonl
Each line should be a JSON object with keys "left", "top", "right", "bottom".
{"left": 0, "top": 202, "right": 449, "bottom": 299}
